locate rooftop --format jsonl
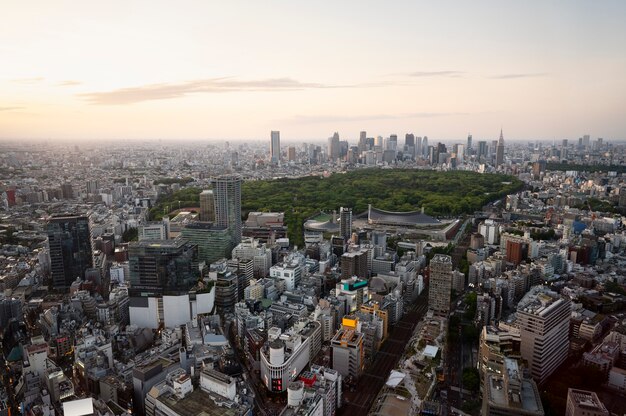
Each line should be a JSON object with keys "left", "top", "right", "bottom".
{"left": 517, "top": 285, "right": 565, "bottom": 316}
{"left": 158, "top": 388, "right": 244, "bottom": 416}
{"left": 568, "top": 388, "right": 608, "bottom": 411}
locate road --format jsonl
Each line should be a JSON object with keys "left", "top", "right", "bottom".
{"left": 339, "top": 291, "right": 429, "bottom": 416}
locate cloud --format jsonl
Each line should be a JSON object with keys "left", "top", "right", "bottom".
{"left": 488, "top": 72, "right": 548, "bottom": 79}
{"left": 11, "top": 77, "right": 45, "bottom": 84}
{"left": 79, "top": 77, "right": 346, "bottom": 105}
{"left": 57, "top": 80, "right": 82, "bottom": 86}
{"left": 0, "top": 106, "right": 23, "bottom": 111}
{"left": 408, "top": 71, "right": 464, "bottom": 78}
{"left": 286, "top": 112, "right": 469, "bottom": 124}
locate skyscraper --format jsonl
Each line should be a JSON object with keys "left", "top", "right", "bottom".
{"left": 270, "top": 130, "right": 281, "bottom": 164}
{"left": 339, "top": 207, "right": 352, "bottom": 240}
{"left": 428, "top": 254, "right": 453, "bottom": 315}
{"left": 496, "top": 129, "right": 505, "bottom": 167}
{"left": 517, "top": 286, "right": 570, "bottom": 384}
{"left": 328, "top": 132, "right": 340, "bottom": 161}
{"left": 466, "top": 134, "right": 472, "bottom": 155}
{"left": 358, "top": 131, "right": 367, "bottom": 153}
{"left": 212, "top": 174, "right": 242, "bottom": 244}
{"left": 478, "top": 141, "right": 488, "bottom": 159}
{"left": 199, "top": 189, "right": 215, "bottom": 222}
{"left": 422, "top": 136, "right": 429, "bottom": 157}
{"left": 47, "top": 215, "right": 93, "bottom": 290}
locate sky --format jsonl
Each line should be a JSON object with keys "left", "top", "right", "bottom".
{"left": 1, "top": 1, "right": 626, "bottom": 142}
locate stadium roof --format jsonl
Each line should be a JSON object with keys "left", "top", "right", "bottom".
{"left": 368, "top": 205, "right": 440, "bottom": 226}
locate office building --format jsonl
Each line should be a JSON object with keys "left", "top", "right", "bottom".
{"left": 496, "top": 129, "right": 505, "bottom": 167}
{"left": 198, "top": 190, "right": 215, "bottom": 222}
{"left": 270, "top": 261, "right": 302, "bottom": 291}
{"left": 47, "top": 215, "right": 93, "bottom": 290}
{"left": 271, "top": 130, "right": 281, "bottom": 164}
{"left": 482, "top": 358, "right": 544, "bottom": 416}
{"left": 128, "top": 238, "right": 199, "bottom": 296}
{"left": 212, "top": 174, "right": 242, "bottom": 244}
{"left": 328, "top": 132, "right": 340, "bottom": 161}
{"left": 478, "top": 141, "right": 488, "bottom": 159}
{"left": 428, "top": 254, "right": 453, "bottom": 315}
{"left": 0, "top": 296, "right": 22, "bottom": 328}
{"left": 331, "top": 328, "right": 364, "bottom": 379}
{"left": 565, "top": 389, "right": 608, "bottom": 416}
{"left": 180, "top": 222, "right": 233, "bottom": 266}
{"left": 517, "top": 286, "right": 571, "bottom": 384}
{"left": 139, "top": 221, "right": 169, "bottom": 241}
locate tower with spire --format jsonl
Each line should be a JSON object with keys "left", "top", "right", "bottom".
{"left": 496, "top": 128, "right": 505, "bottom": 167}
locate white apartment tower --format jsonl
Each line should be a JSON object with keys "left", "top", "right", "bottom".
{"left": 517, "top": 286, "right": 571, "bottom": 384}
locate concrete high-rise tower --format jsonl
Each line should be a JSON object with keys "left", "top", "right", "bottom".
{"left": 328, "top": 132, "right": 340, "bottom": 161}
{"left": 47, "top": 215, "right": 93, "bottom": 290}
{"left": 496, "top": 129, "right": 505, "bottom": 167}
{"left": 518, "top": 286, "right": 570, "bottom": 384}
{"left": 211, "top": 175, "right": 242, "bottom": 244}
{"left": 428, "top": 254, "right": 453, "bottom": 315}
{"left": 270, "top": 131, "right": 281, "bottom": 164}
{"left": 339, "top": 207, "right": 352, "bottom": 240}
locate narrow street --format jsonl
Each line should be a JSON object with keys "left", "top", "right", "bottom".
{"left": 339, "top": 291, "right": 429, "bottom": 416}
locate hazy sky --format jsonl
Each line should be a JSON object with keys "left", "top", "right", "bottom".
{"left": 1, "top": 1, "right": 625, "bottom": 142}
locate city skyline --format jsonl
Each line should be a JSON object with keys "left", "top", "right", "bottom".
{"left": 2, "top": 1, "right": 626, "bottom": 141}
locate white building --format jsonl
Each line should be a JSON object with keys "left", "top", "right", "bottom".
{"left": 261, "top": 321, "right": 321, "bottom": 393}
{"left": 517, "top": 286, "right": 571, "bottom": 384}
{"left": 200, "top": 368, "right": 236, "bottom": 400}
{"left": 479, "top": 219, "right": 501, "bottom": 245}
{"left": 129, "top": 289, "right": 215, "bottom": 329}
{"left": 270, "top": 262, "right": 303, "bottom": 291}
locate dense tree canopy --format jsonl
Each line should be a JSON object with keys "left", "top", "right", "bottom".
{"left": 150, "top": 169, "right": 523, "bottom": 246}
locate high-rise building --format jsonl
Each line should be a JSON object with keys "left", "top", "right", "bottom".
{"left": 86, "top": 180, "right": 99, "bottom": 195}
{"left": 478, "top": 141, "right": 488, "bottom": 159}
{"left": 212, "top": 175, "right": 242, "bottom": 244}
{"left": 565, "top": 389, "right": 609, "bottom": 416}
{"left": 340, "top": 248, "right": 368, "bottom": 280}
{"left": 358, "top": 131, "right": 367, "bottom": 153}
{"left": 561, "top": 139, "right": 568, "bottom": 160}
{"left": 288, "top": 146, "right": 296, "bottom": 161}
{"left": 128, "top": 238, "right": 199, "bottom": 296}
{"left": 47, "top": 215, "right": 93, "bottom": 290}
{"left": 199, "top": 190, "right": 215, "bottom": 222}
{"left": 517, "top": 286, "right": 571, "bottom": 384}
{"left": 339, "top": 207, "right": 352, "bottom": 240}
{"left": 331, "top": 326, "right": 364, "bottom": 379}
{"left": 270, "top": 131, "right": 281, "bottom": 164}
{"left": 328, "top": 132, "right": 340, "bottom": 161}
{"left": 466, "top": 134, "right": 472, "bottom": 154}
{"left": 421, "top": 136, "right": 429, "bottom": 157}
{"left": 496, "top": 129, "right": 505, "bottom": 167}
{"left": 428, "top": 254, "right": 453, "bottom": 315}
{"left": 61, "top": 183, "right": 74, "bottom": 199}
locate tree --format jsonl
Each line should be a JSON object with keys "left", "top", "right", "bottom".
{"left": 122, "top": 227, "right": 138, "bottom": 242}
{"left": 462, "top": 367, "right": 480, "bottom": 392}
